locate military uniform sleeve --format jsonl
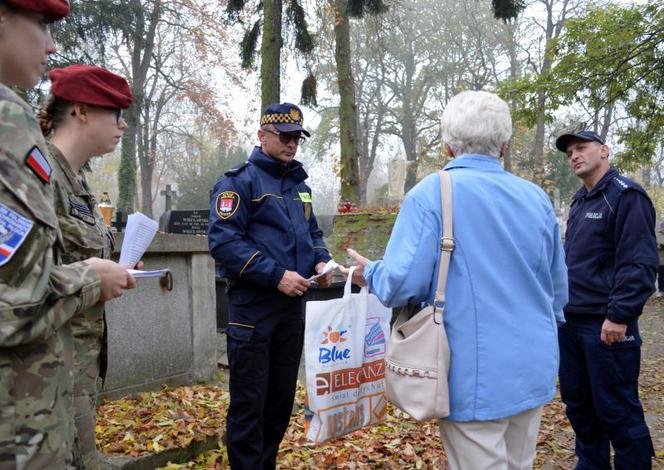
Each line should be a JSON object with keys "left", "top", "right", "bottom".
{"left": 208, "top": 176, "right": 286, "bottom": 287}
{"left": 0, "top": 192, "right": 102, "bottom": 348}
{"left": 0, "top": 93, "right": 102, "bottom": 346}
{"left": 607, "top": 190, "right": 658, "bottom": 323}
{"left": 364, "top": 193, "right": 439, "bottom": 307}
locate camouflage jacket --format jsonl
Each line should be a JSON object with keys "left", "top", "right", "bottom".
{"left": 49, "top": 142, "right": 113, "bottom": 338}
{"left": 0, "top": 83, "right": 101, "bottom": 468}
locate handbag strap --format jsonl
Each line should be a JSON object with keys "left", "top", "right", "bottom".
{"left": 434, "top": 170, "right": 455, "bottom": 320}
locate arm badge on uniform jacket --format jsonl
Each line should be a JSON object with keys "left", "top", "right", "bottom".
{"left": 216, "top": 191, "right": 240, "bottom": 219}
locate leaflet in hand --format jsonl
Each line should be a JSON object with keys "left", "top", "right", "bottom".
{"left": 128, "top": 268, "right": 170, "bottom": 279}
{"left": 308, "top": 259, "right": 339, "bottom": 282}
{"left": 118, "top": 212, "right": 158, "bottom": 268}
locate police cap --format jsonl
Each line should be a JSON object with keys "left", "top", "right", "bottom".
{"left": 260, "top": 103, "right": 310, "bottom": 137}
{"left": 555, "top": 130, "right": 605, "bottom": 152}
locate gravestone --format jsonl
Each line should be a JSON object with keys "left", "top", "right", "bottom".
{"left": 161, "top": 209, "right": 209, "bottom": 235}
{"left": 160, "top": 184, "right": 177, "bottom": 212}
{"left": 101, "top": 233, "right": 216, "bottom": 400}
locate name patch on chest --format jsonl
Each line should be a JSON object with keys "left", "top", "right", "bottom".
{"left": 584, "top": 212, "right": 603, "bottom": 220}
{"left": 0, "top": 202, "right": 34, "bottom": 266}
{"left": 69, "top": 195, "right": 96, "bottom": 225}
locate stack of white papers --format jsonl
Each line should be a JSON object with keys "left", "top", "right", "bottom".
{"left": 308, "top": 259, "right": 339, "bottom": 282}
{"left": 118, "top": 212, "right": 159, "bottom": 270}
{"left": 128, "top": 268, "right": 170, "bottom": 279}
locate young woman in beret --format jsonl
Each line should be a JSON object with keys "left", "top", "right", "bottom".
{"left": 0, "top": 3, "right": 135, "bottom": 468}
{"left": 38, "top": 64, "right": 133, "bottom": 469}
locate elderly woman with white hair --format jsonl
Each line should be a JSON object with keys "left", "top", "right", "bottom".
{"left": 344, "top": 90, "right": 568, "bottom": 469}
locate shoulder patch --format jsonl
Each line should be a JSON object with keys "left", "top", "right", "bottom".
{"left": 0, "top": 202, "right": 34, "bottom": 266}
{"left": 25, "top": 145, "right": 51, "bottom": 184}
{"left": 216, "top": 191, "right": 241, "bottom": 219}
{"left": 611, "top": 176, "right": 631, "bottom": 192}
{"left": 298, "top": 191, "right": 312, "bottom": 203}
{"left": 224, "top": 162, "right": 249, "bottom": 177}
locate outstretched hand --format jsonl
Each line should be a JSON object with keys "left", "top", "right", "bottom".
{"left": 338, "top": 248, "right": 370, "bottom": 287}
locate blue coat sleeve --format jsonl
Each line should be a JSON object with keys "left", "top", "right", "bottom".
{"left": 208, "top": 176, "right": 285, "bottom": 288}
{"left": 364, "top": 194, "right": 439, "bottom": 307}
{"left": 550, "top": 220, "right": 568, "bottom": 326}
{"left": 607, "top": 190, "right": 658, "bottom": 323}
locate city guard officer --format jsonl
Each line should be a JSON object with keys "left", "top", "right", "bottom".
{"left": 208, "top": 103, "right": 332, "bottom": 469}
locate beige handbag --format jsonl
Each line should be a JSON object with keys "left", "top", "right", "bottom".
{"left": 385, "top": 170, "right": 454, "bottom": 421}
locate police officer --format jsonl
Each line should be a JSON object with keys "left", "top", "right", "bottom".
{"left": 0, "top": 2, "right": 135, "bottom": 468}
{"left": 557, "top": 130, "right": 657, "bottom": 469}
{"left": 38, "top": 65, "right": 133, "bottom": 469}
{"left": 208, "top": 103, "right": 332, "bottom": 469}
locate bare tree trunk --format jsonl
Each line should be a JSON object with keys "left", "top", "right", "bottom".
{"left": 117, "top": 0, "right": 161, "bottom": 214}
{"left": 504, "top": 22, "right": 519, "bottom": 172}
{"left": 261, "top": 0, "right": 282, "bottom": 109}
{"left": 139, "top": 123, "right": 154, "bottom": 218}
{"left": 334, "top": 0, "right": 361, "bottom": 204}
{"left": 402, "top": 51, "right": 419, "bottom": 192}
{"left": 403, "top": 123, "right": 418, "bottom": 192}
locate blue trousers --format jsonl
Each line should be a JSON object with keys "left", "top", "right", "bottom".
{"left": 558, "top": 315, "right": 653, "bottom": 470}
{"left": 225, "top": 287, "right": 304, "bottom": 470}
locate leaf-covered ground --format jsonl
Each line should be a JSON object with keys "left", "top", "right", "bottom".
{"left": 97, "top": 299, "right": 664, "bottom": 469}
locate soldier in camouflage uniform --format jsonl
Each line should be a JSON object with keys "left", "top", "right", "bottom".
{"left": 0, "top": 2, "right": 136, "bottom": 469}
{"left": 39, "top": 65, "right": 133, "bottom": 469}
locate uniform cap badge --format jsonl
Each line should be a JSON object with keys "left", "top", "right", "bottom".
{"left": 289, "top": 108, "right": 301, "bottom": 123}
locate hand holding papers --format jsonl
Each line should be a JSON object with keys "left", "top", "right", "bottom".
{"left": 308, "top": 259, "right": 339, "bottom": 283}
{"left": 118, "top": 213, "right": 169, "bottom": 285}
{"left": 119, "top": 213, "right": 158, "bottom": 268}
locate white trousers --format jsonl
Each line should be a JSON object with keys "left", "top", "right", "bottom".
{"left": 438, "top": 405, "right": 543, "bottom": 470}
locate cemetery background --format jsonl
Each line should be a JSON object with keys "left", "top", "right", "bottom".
{"left": 38, "top": 0, "right": 664, "bottom": 467}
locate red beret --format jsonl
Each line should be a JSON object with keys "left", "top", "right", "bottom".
{"left": 49, "top": 65, "right": 133, "bottom": 109}
{"left": 5, "top": 0, "right": 70, "bottom": 21}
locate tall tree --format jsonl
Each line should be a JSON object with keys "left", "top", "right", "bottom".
{"left": 228, "top": 0, "right": 315, "bottom": 110}
{"left": 53, "top": 0, "right": 235, "bottom": 216}
{"left": 331, "top": 0, "right": 388, "bottom": 204}
{"left": 504, "top": 2, "right": 663, "bottom": 170}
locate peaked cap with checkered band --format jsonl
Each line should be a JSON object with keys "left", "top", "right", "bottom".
{"left": 260, "top": 103, "right": 310, "bottom": 137}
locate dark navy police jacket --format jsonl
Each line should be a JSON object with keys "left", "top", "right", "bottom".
{"left": 564, "top": 167, "right": 657, "bottom": 324}
{"left": 208, "top": 146, "right": 331, "bottom": 290}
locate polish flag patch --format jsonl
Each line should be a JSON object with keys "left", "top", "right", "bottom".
{"left": 25, "top": 145, "right": 51, "bottom": 183}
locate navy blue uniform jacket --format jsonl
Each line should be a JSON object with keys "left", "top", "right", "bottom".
{"left": 208, "top": 147, "right": 331, "bottom": 289}
{"left": 564, "top": 168, "right": 657, "bottom": 324}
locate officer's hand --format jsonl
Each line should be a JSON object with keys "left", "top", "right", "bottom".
{"left": 278, "top": 270, "right": 310, "bottom": 297}
{"left": 85, "top": 258, "right": 137, "bottom": 301}
{"left": 338, "top": 248, "right": 370, "bottom": 287}
{"left": 315, "top": 262, "right": 333, "bottom": 288}
{"left": 600, "top": 318, "right": 627, "bottom": 346}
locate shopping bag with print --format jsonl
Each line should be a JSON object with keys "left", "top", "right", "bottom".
{"left": 303, "top": 267, "right": 392, "bottom": 443}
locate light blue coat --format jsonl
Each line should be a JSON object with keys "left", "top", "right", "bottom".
{"left": 365, "top": 154, "right": 568, "bottom": 422}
